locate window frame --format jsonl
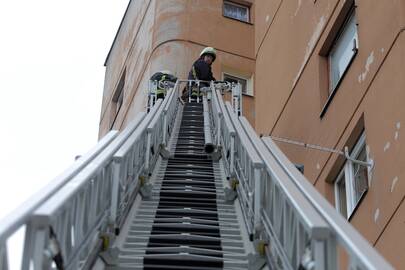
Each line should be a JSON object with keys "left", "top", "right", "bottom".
{"left": 110, "top": 70, "right": 126, "bottom": 129}
{"left": 334, "top": 168, "right": 348, "bottom": 218}
{"left": 328, "top": 7, "right": 358, "bottom": 93}
{"left": 334, "top": 132, "right": 368, "bottom": 219}
{"left": 320, "top": 4, "right": 358, "bottom": 118}
{"left": 222, "top": 72, "right": 253, "bottom": 96}
{"left": 223, "top": 1, "right": 250, "bottom": 23}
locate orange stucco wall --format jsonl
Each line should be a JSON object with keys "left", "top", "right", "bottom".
{"left": 255, "top": 0, "right": 405, "bottom": 268}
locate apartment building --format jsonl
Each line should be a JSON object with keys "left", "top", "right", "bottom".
{"left": 99, "top": 0, "right": 255, "bottom": 137}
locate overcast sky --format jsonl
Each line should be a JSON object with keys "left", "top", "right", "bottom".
{"left": 0, "top": 1, "right": 129, "bottom": 266}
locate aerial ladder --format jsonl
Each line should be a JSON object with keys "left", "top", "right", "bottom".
{"left": 0, "top": 80, "right": 395, "bottom": 270}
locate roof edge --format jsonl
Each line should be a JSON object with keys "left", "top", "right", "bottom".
{"left": 104, "top": 0, "right": 133, "bottom": 66}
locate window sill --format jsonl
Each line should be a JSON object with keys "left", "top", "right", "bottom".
{"left": 320, "top": 49, "right": 357, "bottom": 118}
{"left": 222, "top": 15, "right": 253, "bottom": 25}
{"left": 242, "top": 92, "right": 254, "bottom": 97}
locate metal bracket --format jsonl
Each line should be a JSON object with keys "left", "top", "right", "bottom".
{"left": 224, "top": 178, "right": 239, "bottom": 202}
{"left": 344, "top": 146, "right": 374, "bottom": 168}
{"left": 43, "top": 227, "right": 64, "bottom": 270}
{"left": 100, "top": 233, "right": 112, "bottom": 252}
{"left": 140, "top": 183, "right": 152, "bottom": 199}
{"left": 298, "top": 245, "right": 316, "bottom": 270}
{"left": 247, "top": 246, "right": 266, "bottom": 270}
{"left": 210, "top": 148, "right": 222, "bottom": 161}
{"left": 159, "top": 144, "right": 171, "bottom": 159}
{"left": 230, "top": 178, "right": 239, "bottom": 190}
{"left": 224, "top": 187, "right": 237, "bottom": 202}
{"left": 254, "top": 239, "right": 267, "bottom": 256}
{"left": 99, "top": 246, "right": 119, "bottom": 266}
{"left": 139, "top": 175, "right": 152, "bottom": 199}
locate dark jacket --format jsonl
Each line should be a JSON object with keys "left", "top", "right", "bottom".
{"left": 188, "top": 59, "right": 216, "bottom": 87}
{"left": 150, "top": 72, "right": 177, "bottom": 85}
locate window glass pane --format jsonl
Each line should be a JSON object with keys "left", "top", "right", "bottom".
{"left": 353, "top": 145, "right": 368, "bottom": 205}
{"left": 336, "top": 171, "right": 347, "bottom": 218}
{"left": 224, "top": 74, "right": 247, "bottom": 94}
{"left": 329, "top": 11, "right": 358, "bottom": 92}
{"left": 224, "top": 2, "right": 249, "bottom": 22}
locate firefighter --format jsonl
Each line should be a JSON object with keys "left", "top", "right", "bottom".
{"left": 150, "top": 70, "right": 177, "bottom": 99}
{"left": 185, "top": 47, "right": 217, "bottom": 99}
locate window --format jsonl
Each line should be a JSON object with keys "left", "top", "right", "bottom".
{"left": 223, "top": 1, "right": 250, "bottom": 23}
{"left": 114, "top": 87, "right": 124, "bottom": 114}
{"left": 334, "top": 132, "right": 369, "bottom": 219}
{"left": 329, "top": 7, "right": 358, "bottom": 93}
{"left": 223, "top": 73, "right": 248, "bottom": 95}
{"left": 110, "top": 70, "right": 125, "bottom": 129}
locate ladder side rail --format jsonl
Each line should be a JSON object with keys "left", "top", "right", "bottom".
{"left": 145, "top": 98, "right": 166, "bottom": 175}
{"left": 110, "top": 112, "right": 153, "bottom": 229}
{"left": 239, "top": 117, "right": 331, "bottom": 270}
{"left": 21, "top": 113, "right": 148, "bottom": 269}
{"left": 210, "top": 84, "right": 222, "bottom": 147}
{"left": 110, "top": 101, "right": 162, "bottom": 230}
{"left": 163, "top": 89, "right": 179, "bottom": 146}
{"left": 165, "top": 82, "right": 180, "bottom": 144}
{"left": 262, "top": 137, "right": 395, "bottom": 270}
{"left": 111, "top": 87, "right": 178, "bottom": 229}
{"left": 0, "top": 130, "right": 118, "bottom": 254}
{"left": 224, "top": 102, "right": 264, "bottom": 237}
{"left": 114, "top": 128, "right": 147, "bottom": 230}
{"left": 0, "top": 245, "right": 8, "bottom": 270}
{"left": 215, "top": 89, "right": 236, "bottom": 177}
{"left": 213, "top": 89, "right": 236, "bottom": 178}
{"left": 147, "top": 80, "right": 158, "bottom": 112}
{"left": 29, "top": 150, "right": 118, "bottom": 269}
{"left": 0, "top": 132, "right": 119, "bottom": 270}
{"left": 144, "top": 99, "right": 164, "bottom": 175}
{"left": 162, "top": 81, "right": 178, "bottom": 146}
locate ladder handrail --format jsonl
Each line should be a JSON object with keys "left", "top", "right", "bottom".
{"left": 144, "top": 98, "right": 166, "bottom": 175}
{"left": 26, "top": 113, "right": 147, "bottom": 269}
{"left": 4, "top": 89, "right": 174, "bottom": 269}
{"left": 262, "top": 137, "right": 394, "bottom": 270}
{"left": 210, "top": 86, "right": 223, "bottom": 147}
{"left": 165, "top": 84, "right": 180, "bottom": 142}
{"left": 211, "top": 82, "right": 394, "bottom": 270}
{"left": 163, "top": 85, "right": 176, "bottom": 113}
{"left": 224, "top": 101, "right": 264, "bottom": 235}
{"left": 225, "top": 102, "right": 263, "bottom": 168}
{"left": 211, "top": 88, "right": 235, "bottom": 177}
{"left": 212, "top": 90, "right": 332, "bottom": 269}
{"left": 239, "top": 116, "right": 331, "bottom": 270}
{"left": 110, "top": 105, "right": 162, "bottom": 229}
{"left": 213, "top": 89, "right": 235, "bottom": 136}
{"left": 0, "top": 131, "right": 118, "bottom": 245}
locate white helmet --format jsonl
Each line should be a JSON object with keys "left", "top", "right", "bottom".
{"left": 199, "top": 47, "right": 217, "bottom": 62}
